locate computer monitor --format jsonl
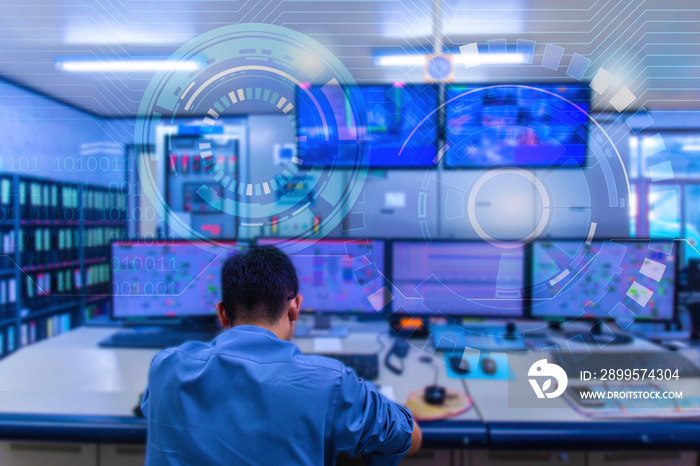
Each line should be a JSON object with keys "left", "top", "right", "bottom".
{"left": 444, "top": 83, "right": 590, "bottom": 168}
{"left": 295, "top": 83, "right": 439, "bottom": 168}
{"left": 390, "top": 241, "right": 525, "bottom": 318}
{"left": 529, "top": 239, "right": 677, "bottom": 322}
{"left": 687, "top": 258, "right": 700, "bottom": 292}
{"left": 256, "top": 238, "right": 387, "bottom": 314}
{"left": 111, "top": 240, "right": 244, "bottom": 319}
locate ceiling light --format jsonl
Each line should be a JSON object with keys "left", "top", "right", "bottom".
{"left": 375, "top": 52, "right": 526, "bottom": 68}
{"left": 55, "top": 60, "right": 201, "bottom": 73}
{"left": 375, "top": 54, "right": 428, "bottom": 67}
{"left": 453, "top": 53, "right": 526, "bottom": 66}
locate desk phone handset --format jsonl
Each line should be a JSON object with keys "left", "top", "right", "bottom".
{"left": 384, "top": 339, "right": 410, "bottom": 375}
{"left": 134, "top": 393, "right": 145, "bottom": 418}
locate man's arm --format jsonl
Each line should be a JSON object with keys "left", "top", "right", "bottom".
{"left": 332, "top": 368, "right": 417, "bottom": 464}
{"left": 406, "top": 420, "right": 422, "bottom": 456}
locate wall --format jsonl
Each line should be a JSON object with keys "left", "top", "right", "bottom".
{"left": 0, "top": 80, "right": 120, "bottom": 185}
{"left": 99, "top": 109, "right": 697, "bottom": 241}
{"left": 246, "top": 114, "right": 633, "bottom": 241}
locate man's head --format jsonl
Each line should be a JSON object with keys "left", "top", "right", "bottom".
{"left": 216, "top": 246, "right": 302, "bottom": 340}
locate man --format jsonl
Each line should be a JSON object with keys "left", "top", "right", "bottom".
{"left": 142, "top": 245, "right": 421, "bottom": 465}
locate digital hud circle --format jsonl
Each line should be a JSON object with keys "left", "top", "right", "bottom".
{"left": 396, "top": 43, "right": 676, "bottom": 350}
{"left": 135, "top": 24, "right": 369, "bottom": 253}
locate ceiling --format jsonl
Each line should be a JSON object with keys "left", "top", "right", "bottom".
{"left": 0, "top": 0, "right": 698, "bottom": 117}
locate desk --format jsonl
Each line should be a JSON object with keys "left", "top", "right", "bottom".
{"left": 0, "top": 323, "right": 698, "bottom": 454}
{"left": 0, "top": 325, "right": 487, "bottom": 447}
{"left": 468, "top": 332, "right": 700, "bottom": 450}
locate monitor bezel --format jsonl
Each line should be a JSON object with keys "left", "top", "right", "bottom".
{"left": 525, "top": 238, "right": 679, "bottom": 324}
{"left": 109, "top": 238, "right": 245, "bottom": 322}
{"left": 254, "top": 236, "right": 390, "bottom": 317}
{"left": 387, "top": 238, "right": 527, "bottom": 320}
{"left": 294, "top": 82, "right": 441, "bottom": 170}
{"left": 443, "top": 81, "right": 591, "bottom": 170}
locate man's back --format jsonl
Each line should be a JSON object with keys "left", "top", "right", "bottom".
{"left": 142, "top": 325, "right": 413, "bottom": 465}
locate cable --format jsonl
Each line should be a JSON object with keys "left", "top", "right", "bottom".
{"left": 384, "top": 337, "right": 409, "bottom": 375}
{"left": 374, "top": 328, "right": 390, "bottom": 355}
{"left": 460, "top": 376, "right": 484, "bottom": 421}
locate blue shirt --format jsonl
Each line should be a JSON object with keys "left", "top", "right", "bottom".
{"left": 142, "top": 325, "right": 414, "bottom": 465}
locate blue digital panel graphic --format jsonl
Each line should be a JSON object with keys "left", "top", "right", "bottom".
{"left": 531, "top": 240, "right": 676, "bottom": 321}
{"left": 445, "top": 83, "right": 590, "bottom": 168}
{"left": 391, "top": 241, "right": 524, "bottom": 318}
{"left": 258, "top": 238, "right": 385, "bottom": 313}
{"left": 296, "top": 84, "right": 439, "bottom": 168}
{"left": 112, "top": 241, "right": 242, "bottom": 318}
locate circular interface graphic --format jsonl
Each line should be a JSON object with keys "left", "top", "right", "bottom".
{"left": 468, "top": 168, "right": 551, "bottom": 245}
{"left": 135, "top": 24, "right": 369, "bottom": 252}
{"left": 398, "top": 69, "right": 636, "bottom": 331}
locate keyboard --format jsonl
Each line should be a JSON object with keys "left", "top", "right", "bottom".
{"left": 99, "top": 329, "right": 219, "bottom": 349}
{"left": 312, "top": 353, "right": 379, "bottom": 381}
{"left": 550, "top": 351, "right": 700, "bottom": 378}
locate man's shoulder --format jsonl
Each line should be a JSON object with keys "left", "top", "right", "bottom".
{"left": 150, "top": 339, "right": 345, "bottom": 372}
{"left": 293, "top": 353, "right": 345, "bottom": 373}
{"left": 148, "top": 340, "right": 211, "bottom": 368}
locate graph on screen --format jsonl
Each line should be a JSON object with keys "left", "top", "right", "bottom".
{"left": 530, "top": 240, "right": 676, "bottom": 322}
{"left": 257, "top": 238, "right": 386, "bottom": 313}
{"left": 391, "top": 241, "right": 524, "bottom": 317}
{"left": 112, "top": 241, "right": 242, "bottom": 318}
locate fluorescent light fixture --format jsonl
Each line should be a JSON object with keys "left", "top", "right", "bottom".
{"left": 375, "top": 54, "right": 427, "bottom": 67}
{"left": 56, "top": 60, "right": 201, "bottom": 72}
{"left": 682, "top": 144, "right": 700, "bottom": 152}
{"left": 375, "top": 52, "right": 526, "bottom": 67}
{"left": 64, "top": 27, "right": 195, "bottom": 46}
{"left": 454, "top": 53, "right": 526, "bottom": 66}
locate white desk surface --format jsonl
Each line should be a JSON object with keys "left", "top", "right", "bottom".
{"left": 0, "top": 325, "right": 482, "bottom": 422}
{"left": 0, "top": 327, "right": 157, "bottom": 417}
{"left": 0, "top": 323, "right": 697, "bottom": 427}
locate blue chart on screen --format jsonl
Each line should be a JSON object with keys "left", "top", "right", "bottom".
{"left": 531, "top": 240, "right": 676, "bottom": 321}
{"left": 445, "top": 83, "right": 589, "bottom": 168}
{"left": 391, "top": 241, "right": 524, "bottom": 317}
{"left": 296, "top": 84, "right": 439, "bottom": 168}
{"left": 112, "top": 242, "right": 241, "bottom": 318}
{"left": 258, "top": 238, "right": 385, "bottom": 312}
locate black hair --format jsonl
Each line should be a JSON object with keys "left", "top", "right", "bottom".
{"left": 220, "top": 245, "right": 299, "bottom": 325}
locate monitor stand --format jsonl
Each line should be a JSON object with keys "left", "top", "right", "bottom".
{"left": 565, "top": 320, "right": 633, "bottom": 346}
{"left": 293, "top": 314, "right": 349, "bottom": 338}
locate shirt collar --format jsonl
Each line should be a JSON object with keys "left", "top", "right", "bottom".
{"left": 228, "top": 324, "right": 280, "bottom": 340}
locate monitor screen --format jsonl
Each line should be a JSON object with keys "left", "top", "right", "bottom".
{"left": 530, "top": 240, "right": 676, "bottom": 322}
{"left": 111, "top": 241, "right": 244, "bottom": 318}
{"left": 445, "top": 83, "right": 590, "bottom": 168}
{"left": 296, "top": 83, "right": 439, "bottom": 168}
{"left": 391, "top": 241, "right": 524, "bottom": 318}
{"left": 257, "top": 238, "right": 387, "bottom": 313}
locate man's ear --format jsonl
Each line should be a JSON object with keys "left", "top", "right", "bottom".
{"left": 288, "top": 294, "right": 302, "bottom": 323}
{"left": 216, "top": 302, "right": 230, "bottom": 328}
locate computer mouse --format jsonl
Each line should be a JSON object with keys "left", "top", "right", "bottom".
{"left": 480, "top": 357, "right": 497, "bottom": 375}
{"left": 449, "top": 355, "right": 470, "bottom": 375}
{"left": 424, "top": 384, "right": 446, "bottom": 405}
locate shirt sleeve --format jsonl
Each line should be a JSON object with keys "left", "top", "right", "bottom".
{"left": 140, "top": 386, "right": 150, "bottom": 416}
{"left": 332, "top": 367, "right": 414, "bottom": 466}
{"left": 140, "top": 349, "right": 173, "bottom": 417}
